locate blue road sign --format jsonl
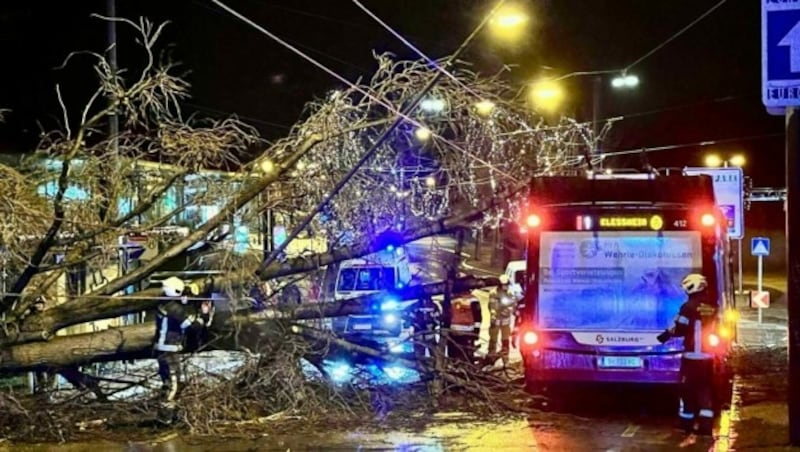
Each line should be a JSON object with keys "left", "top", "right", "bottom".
{"left": 762, "top": 0, "right": 800, "bottom": 114}
{"left": 752, "top": 237, "right": 771, "bottom": 257}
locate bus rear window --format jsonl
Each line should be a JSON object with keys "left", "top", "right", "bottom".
{"left": 537, "top": 231, "right": 702, "bottom": 331}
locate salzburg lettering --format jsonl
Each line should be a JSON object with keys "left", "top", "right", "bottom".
{"left": 596, "top": 335, "right": 643, "bottom": 344}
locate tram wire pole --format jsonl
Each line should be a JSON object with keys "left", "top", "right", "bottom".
{"left": 787, "top": 106, "right": 800, "bottom": 445}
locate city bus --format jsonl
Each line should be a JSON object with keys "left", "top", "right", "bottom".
{"left": 516, "top": 172, "right": 736, "bottom": 403}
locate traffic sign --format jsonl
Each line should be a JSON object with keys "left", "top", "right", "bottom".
{"left": 684, "top": 167, "right": 744, "bottom": 239}
{"left": 762, "top": 0, "right": 800, "bottom": 114}
{"left": 751, "top": 290, "right": 771, "bottom": 309}
{"left": 752, "top": 237, "right": 771, "bottom": 256}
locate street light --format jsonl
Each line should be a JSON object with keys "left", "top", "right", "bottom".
{"left": 729, "top": 154, "right": 746, "bottom": 167}
{"left": 414, "top": 126, "right": 432, "bottom": 142}
{"left": 704, "top": 154, "right": 724, "bottom": 167}
{"left": 528, "top": 79, "right": 565, "bottom": 112}
{"left": 489, "top": 4, "right": 529, "bottom": 42}
{"left": 704, "top": 153, "right": 746, "bottom": 167}
{"left": 474, "top": 99, "right": 496, "bottom": 116}
{"left": 419, "top": 97, "right": 447, "bottom": 114}
{"left": 611, "top": 74, "right": 640, "bottom": 89}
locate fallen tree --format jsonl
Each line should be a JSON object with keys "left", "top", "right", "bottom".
{"left": 0, "top": 276, "right": 499, "bottom": 371}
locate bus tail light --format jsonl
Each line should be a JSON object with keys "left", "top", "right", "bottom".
{"left": 707, "top": 332, "right": 720, "bottom": 348}
{"left": 522, "top": 330, "right": 539, "bottom": 346}
{"left": 700, "top": 213, "right": 716, "bottom": 227}
{"left": 526, "top": 213, "right": 542, "bottom": 229}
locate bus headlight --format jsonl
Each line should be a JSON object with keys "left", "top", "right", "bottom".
{"left": 724, "top": 309, "right": 740, "bottom": 323}
{"left": 719, "top": 325, "right": 733, "bottom": 340}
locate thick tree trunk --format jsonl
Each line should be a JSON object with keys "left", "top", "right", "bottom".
{"left": 0, "top": 276, "right": 499, "bottom": 372}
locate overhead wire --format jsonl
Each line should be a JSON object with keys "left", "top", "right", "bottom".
{"left": 624, "top": 0, "right": 729, "bottom": 73}
{"left": 598, "top": 132, "right": 784, "bottom": 159}
{"left": 209, "top": 0, "right": 520, "bottom": 183}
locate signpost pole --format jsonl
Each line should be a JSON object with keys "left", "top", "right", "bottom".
{"left": 738, "top": 238, "right": 743, "bottom": 295}
{"left": 758, "top": 254, "right": 764, "bottom": 324}
{"left": 787, "top": 106, "right": 800, "bottom": 445}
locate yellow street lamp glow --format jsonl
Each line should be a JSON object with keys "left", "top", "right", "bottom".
{"left": 259, "top": 159, "right": 275, "bottom": 173}
{"left": 529, "top": 80, "right": 565, "bottom": 111}
{"left": 704, "top": 154, "right": 723, "bottom": 167}
{"left": 414, "top": 126, "right": 432, "bottom": 142}
{"left": 729, "top": 154, "right": 746, "bottom": 167}
{"left": 474, "top": 100, "right": 496, "bottom": 116}
{"left": 489, "top": 4, "right": 529, "bottom": 41}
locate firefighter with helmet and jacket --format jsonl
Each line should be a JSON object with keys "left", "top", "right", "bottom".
{"left": 449, "top": 286, "right": 482, "bottom": 364}
{"left": 485, "top": 274, "right": 521, "bottom": 368}
{"left": 154, "top": 276, "right": 214, "bottom": 406}
{"left": 657, "top": 273, "right": 718, "bottom": 435}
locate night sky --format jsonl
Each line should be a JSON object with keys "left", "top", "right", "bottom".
{"left": 0, "top": 1, "right": 786, "bottom": 229}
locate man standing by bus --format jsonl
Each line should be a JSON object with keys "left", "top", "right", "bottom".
{"left": 486, "top": 274, "right": 521, "bottom": 368}
{"left": 657, "top": 273, "right": 718, "bottom": 436}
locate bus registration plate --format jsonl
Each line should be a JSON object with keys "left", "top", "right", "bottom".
{"left": 598, "top": 356, "right": 642, "bottom": 369}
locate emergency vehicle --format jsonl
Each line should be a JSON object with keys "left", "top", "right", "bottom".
{"left": 515, "top": 171, "right": 737, "bottom": 407}
{"left": 330, "top": 247, "right": 415, "bottom": 353}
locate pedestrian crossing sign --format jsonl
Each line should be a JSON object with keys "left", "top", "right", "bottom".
{"left": 751, "top": 237, "right": 770, "bottom": 257}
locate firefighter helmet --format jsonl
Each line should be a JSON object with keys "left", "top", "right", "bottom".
{"left": 499, "top": 274, "right": 510, "bottom": 285}
{"left": 162, "top": 277, "right": 185, "bottom": 298}
{"left": 681, "top": 273, "right": 707, "bottom": 295}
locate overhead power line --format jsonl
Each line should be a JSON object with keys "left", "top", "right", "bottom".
{"left": 624, "top": 0, "right": 728, "bottom": 73}
{"left": 599, "top": 132, "right": 784, "bottom": 159}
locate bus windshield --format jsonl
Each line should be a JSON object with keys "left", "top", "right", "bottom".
{"left": 537, "top": 231, "right": 702, "bottom": 331}
{"left": 337, "top": 266, "right": 397, "bottom": 292}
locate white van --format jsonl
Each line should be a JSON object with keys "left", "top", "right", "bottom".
{"left": 333, "top": 247, "right": 412, "bottom": 301}
{"left": 505, "top": 260, "right": 526, "bottom": 298}
{"left": 330, "top": 247, "right": 414, "bottom": 349}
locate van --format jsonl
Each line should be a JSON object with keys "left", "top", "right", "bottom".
{"left": 505, "top": 260, "right": 526, "bottom": 298}
{"left": 333, "top": 247, "right": 412, "bottom": 301}
{"left": 330, "top": 247, "right": 414, "bottom": 350}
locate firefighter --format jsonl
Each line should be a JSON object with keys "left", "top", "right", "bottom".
{"left": 486, "top": 274, "right": 520, "bottom": 367}
{"left": 153, "top": 277, "right": 214, "bottom": 405}
{"left": 411, "top": 296, "right": 440, "bottom": 360}
{"left": 449, "top": 289, "right": 482, "bottom": 364}
{"left": 657, "top": 273, "right": 718, "bottom": 435}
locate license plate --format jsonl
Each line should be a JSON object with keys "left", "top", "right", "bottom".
{"left": 350, "top": 322, "right": 372, "bottom": 331}
{"left": 598, "top": 356, "right": 642, "bottom": 368}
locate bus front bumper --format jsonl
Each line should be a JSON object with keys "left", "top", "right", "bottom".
{"left": 523, "top": 349, "right": 683, "bottom": 385}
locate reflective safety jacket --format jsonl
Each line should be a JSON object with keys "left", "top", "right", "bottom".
{"left": 154, "top": 299, "right": 214, "bottom": 352}
{"left": 488, "top": 288, "right": 520, "bottom": 326}
{"left": 670, "top": 293, "right": 718, "bottom": 360}
{"left": 451, "top": 295, "right": 482, "bottom": 334}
